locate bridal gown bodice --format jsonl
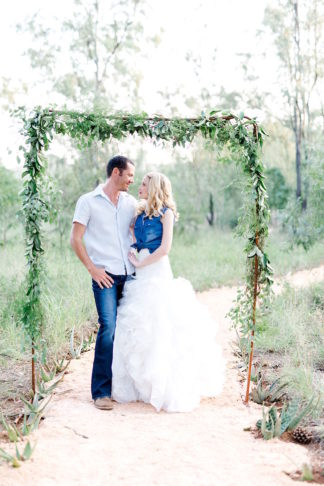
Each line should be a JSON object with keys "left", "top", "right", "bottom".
{"left": 111, "top": 209, "right": 225, "bottom": 412}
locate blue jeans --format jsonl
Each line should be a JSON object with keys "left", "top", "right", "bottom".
{"left": 91, "top": 273, "right": 131, "bottom": 400}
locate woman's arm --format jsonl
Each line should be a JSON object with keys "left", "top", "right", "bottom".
{"left": 128, "top": 209, "right": 174, "bottom": 268}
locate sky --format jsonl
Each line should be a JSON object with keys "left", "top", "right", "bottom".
{"left": 0, "top": 0, "right": 278, "bottom": 171}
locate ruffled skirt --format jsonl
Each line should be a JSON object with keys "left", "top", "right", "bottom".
{"left": 112, "top": 250, "right": 225, "bottom": 412}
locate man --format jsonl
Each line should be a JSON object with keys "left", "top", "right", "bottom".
{"left": 70, "top": 155, "right": 136, "bottom": 410}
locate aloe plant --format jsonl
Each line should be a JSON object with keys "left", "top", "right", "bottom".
{"left": 20, "top": 392, "right": 52, "bottom": 425}
{"left": 21, "top": 412, "right": 42, "bottom": 437}
{"left": 0, "top": 448, "right": 20, "bottom": 467}
{"left": 36, "top": 371, "right": 65, "bottom": 399}
{"left": 0, "top": 414, "right": 22, "bottom": 442}
{"left": 40, "top": 365, "right": 56, "bottom": 383}
{"left": 252, "top": 377, "right": 287, "bottom": 404}
{"left": 0, "top": 441, "right": 35, "bottom": 467}
{"left": 53, "top": 358, "right": 70, "bottom": 373}
{"left": 70, "top": 326, "right": 83, "bottom": 359}
{"left": 256, "top": 395, "right": 318, "bottom": 439}
{"left": 81, "top": 333, "right": 94, "bottom": 352}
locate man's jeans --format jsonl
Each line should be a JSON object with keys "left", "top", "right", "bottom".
{"left": 91, "top": 273, "right": 131, "bottom": 400}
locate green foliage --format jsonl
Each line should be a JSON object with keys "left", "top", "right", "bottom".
{"left": 163, "top": 148, "right": 246, "bottom": 231}
{"left": 18, "top": 0, "right": 149, "bottom": 112}
{"left": 265, "top": 167, "right": 290, "bottom": 209}
{"left": 69, "top": 326, "right": 83, "bottom": 359}
{"left": 16, "top": 106, "right": 271, "bottom": 390}
{"left": 255, "top": 282, "right": 324, "bottom": 372}
{"left": 0, "top": 441, "right": 35, "bottom": 467}
{"left": 0, "top": 165, "right": 21, "bottom": 245}
{"left": 254, "top": 282, "right": 324, "bottom": 424}
{"left": 301, "top": 464, "right": 314, "bottom": 482}
{"left": 0, "top": 414, "right": 22, "bottom": 442}
{"left": 282, "top": 144, "right": 324, "bottom": 249}
{"left": 256, "top": 396, "right": 318, "bottom": 439}
{"left": 251, "top": 377, "right": 288, "bottom": 405}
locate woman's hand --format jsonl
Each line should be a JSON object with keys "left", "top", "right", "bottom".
{"left": 128, "top": 251, "right": 141, "bottom": 268}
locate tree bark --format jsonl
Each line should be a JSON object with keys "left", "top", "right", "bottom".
{"left": 293, "top": 0, "right": 304, "bottom": 204}
{"left": 294, "top": 101, "right": 303, "bottom": 201}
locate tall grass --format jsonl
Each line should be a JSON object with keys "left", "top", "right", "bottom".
{"left": 171, "top": 226, "right": 324, "bottom": 291}
{"left": 255, "top": 282, "right": 324, "bottom": 414}
{"left": 0, "top": 240, "right": 96, "bottom": 365}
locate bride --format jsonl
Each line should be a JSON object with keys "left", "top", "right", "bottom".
{"left": 112, "top": 172, "right": 225, "bottom": 412}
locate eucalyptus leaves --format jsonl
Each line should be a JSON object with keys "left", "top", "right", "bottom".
{"left": 19, "top": 107, "right": 272, "bottom": 399}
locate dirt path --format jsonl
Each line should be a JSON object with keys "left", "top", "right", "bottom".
{"left": 2, "top": 266, "right": 323, "bottom": 486}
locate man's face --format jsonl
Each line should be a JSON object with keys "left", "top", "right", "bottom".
{"left": 117, "top": 163, "right": 135, "bottom": 191}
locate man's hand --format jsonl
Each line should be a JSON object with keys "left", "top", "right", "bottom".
{"left": 89, "top": 267, "right": 114, "bottom": 289}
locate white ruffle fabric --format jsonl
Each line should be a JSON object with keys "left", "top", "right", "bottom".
{"left": 112, "top": 249, "right": 225, "bottom": 412}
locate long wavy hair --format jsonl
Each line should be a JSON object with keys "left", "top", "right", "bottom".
{"left": 137, "top": 172, "right": 179, "bottom": 221}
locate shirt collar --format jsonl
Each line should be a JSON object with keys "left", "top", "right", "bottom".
{"left": 92, "top": 184, "right": 127, "bottom": 204}
{"left": 93, "top": 184, "right": 105, "bottom": 197}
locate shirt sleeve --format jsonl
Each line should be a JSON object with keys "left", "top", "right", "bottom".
{"left": 130, "top": 196, "right": 138, "bottom": 226}
{"left": 73, "top": 195, "right": 90, "bottom": 226}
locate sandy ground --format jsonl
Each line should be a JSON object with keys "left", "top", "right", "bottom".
{"left": 1, "top": 265, "right": 323, "bottom": 486}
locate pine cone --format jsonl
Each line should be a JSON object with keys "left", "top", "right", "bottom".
{"left": 292, "top": 426, "right": 312, "bottom": 444}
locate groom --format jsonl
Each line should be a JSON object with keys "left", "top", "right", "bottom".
{"left": 70, "top": 155, "right": 137, "bottom": 410}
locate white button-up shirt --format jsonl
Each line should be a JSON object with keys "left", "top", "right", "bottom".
{"left": 73, "top": 184, "right": 137, "bottom": 275}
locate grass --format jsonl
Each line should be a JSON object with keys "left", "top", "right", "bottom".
{"left": 255, "top": 282, "right": 324, "bottom": 415}
{"left": 0, "top": 237, "right": 96, "bottom": 368}
{"left": 170, "top": 226, "right": 324, "bottom": 291}
{"left": 170, "top": 227, "right": 245, "bottom": 290}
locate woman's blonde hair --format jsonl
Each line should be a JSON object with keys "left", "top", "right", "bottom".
{"left": 137, "top": 172, "right": 179, "bottom": 221}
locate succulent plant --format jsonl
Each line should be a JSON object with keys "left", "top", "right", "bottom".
{"left": 251, "top": 376, "right": 287, "bottom": 404}
{"left": 256, "top": 395, "right": 318, "bottom": 440}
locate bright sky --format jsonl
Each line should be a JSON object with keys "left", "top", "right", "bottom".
{"left": 0, "top": 0, "right": 278, "bottom": 170}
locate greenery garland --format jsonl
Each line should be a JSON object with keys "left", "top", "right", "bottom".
{"left": 18, "top": 107, "right": 273, "bottom": 398}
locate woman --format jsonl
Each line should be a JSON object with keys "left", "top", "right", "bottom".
{"left": 112, "top": 172, "right": 225, "bottom": 412}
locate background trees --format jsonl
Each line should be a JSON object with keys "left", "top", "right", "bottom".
{"left": 263, "top": 0, "right": 324, "bottom": 209}
{"left": 0, "top": 166, "right": 20, "bottom": 245}
{"left": 0, "top": 0, "right": 323, "bottom": 250}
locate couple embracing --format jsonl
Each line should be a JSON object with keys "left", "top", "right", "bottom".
{"left": 70, "top": 155, "right": 225, "bottom": 413}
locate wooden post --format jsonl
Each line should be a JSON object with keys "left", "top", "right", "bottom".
{"left": 244, "top": 233, "right": 259, "bottom": 404}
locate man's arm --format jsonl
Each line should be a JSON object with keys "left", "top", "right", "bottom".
{"left": 70, "top": 222, "right": 114, "bottom": 289}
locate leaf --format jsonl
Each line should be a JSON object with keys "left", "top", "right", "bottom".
{"left": 22, "top": 441, "right": 35, "bottom": 460}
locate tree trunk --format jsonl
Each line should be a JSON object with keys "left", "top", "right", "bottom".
{"left": 294, "top": 101, "right": 302, "bottom": 201}
{"left": 293, "top": 0, "right": 305, "bottom": 207}
{"left": 206, "top": 192, "right": 215, "bottom": 226}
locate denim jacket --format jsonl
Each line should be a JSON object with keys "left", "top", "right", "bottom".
{"left": 131, "top": 207, "right": 168, "bottom": 254}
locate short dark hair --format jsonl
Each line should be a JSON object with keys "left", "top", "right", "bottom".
{"left": 106, "top": 155, "right": 134, "bottom": 178}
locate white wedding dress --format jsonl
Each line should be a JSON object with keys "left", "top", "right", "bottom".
{"left": 112, "top": 249, "right": 225, "bottom": 412}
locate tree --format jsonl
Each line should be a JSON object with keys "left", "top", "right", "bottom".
{"left": 264, "top": 0, "right": 324, "bottom": 209}
{"left": 265, "top": 167, "right": 290, "bottom": 209}
{"left": 17, "top": 0, "right": 154, "bottom": 243}
{"left": 0, "top": 165, "right": 21, "bottom": 245}
{"left": 19, "top": 0, "right": 149, "bottom": 111}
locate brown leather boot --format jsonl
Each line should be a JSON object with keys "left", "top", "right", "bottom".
{"left": 94, "top": 397, "right": 114, "bottom": 410}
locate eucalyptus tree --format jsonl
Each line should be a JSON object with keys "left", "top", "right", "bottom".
{"left": 0, "top": 166, "right": 21, "bottom": 245}
{"left": 263, "top": 0, "right": 324, "bottom": 209}
{"left": 18, "top": 0, "right": 152, "bottom": 242}
{"left": 19, "top": 0, "right": 148, "bottom": 111}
